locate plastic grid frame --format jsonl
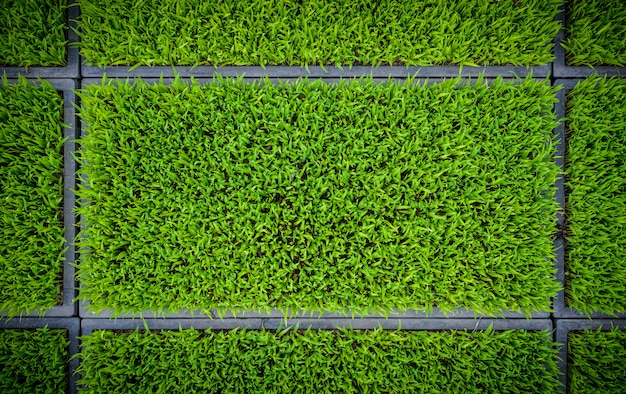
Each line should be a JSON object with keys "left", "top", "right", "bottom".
{"left": 0, "top": 317, "right": 80, "bottom": 394}
{"left": 555, "top": 319, "right": 626, "bottom": 394}
{"left": 553, "top": 79, "right": 626, "bottom": 319}
{"left": 553, "top": 10, "right": 626, "bottom": 78}
{"left": 77, "top": 76, "right": 559, "bottom": 320}
{"left": 0, "top": 0, "right": 80, "bottom": 79}
{"left": 81, "top": 64, "right": 551, "bottom": 79}
{"left": 81, "top": 317, "right": 552, "bottom": 336}
{"left": 0, "top": 78, "right": 78, "bottom": 318}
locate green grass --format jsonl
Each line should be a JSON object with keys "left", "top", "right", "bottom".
{"left": 0, "top": 327, "right": 69, "bottom": 393}
{"left": 76, "top": 0, "right": 560, "bottom": 68}
{"left": 77, "top": 75, "right": 561, "bottom": 316}
{"left": 565, "top": 76, "right": 626, "bottom": 315}
{"left": 0, "top": 0, "right": 67, "bottom": 67}
{"left": 562, "top": 0, "right": 626, "bottom": 66}
{"left": 568, "top": 327, "right": 626, "bottom": 393}
{"left": 77, "top": 327, "right": 560, "bottom": 393}
{"left": 0, "top": 76, "right": 66, "bottom": 317}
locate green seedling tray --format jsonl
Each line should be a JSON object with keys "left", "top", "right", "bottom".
{"left": 553, "top": 8, "right": 626, "bottom": 77}
{"left": 0, "top": 317, "right": 80, "bottom": 394}
{"left": 553, "top": 79, "right": 626, "bottom": 318}
{"left": 556, "top": 319, "right": 626, "bottom": 394}
{"left": 0, "top": 0, "right": 80, "bottom": 78}
{"left": 0, "top": 78, "right": 77, "bottom": 318}
{"left": 77, "top": 76, "right": 559, "bottom": 319}
{"left": 77, "top": 0, "right": 559, "bottom": 78}
{"left": 78, "top": 318, "right": 557, "bottom": 393}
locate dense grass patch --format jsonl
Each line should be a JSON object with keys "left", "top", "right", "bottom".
{"left": 565, "top": 76, "right": 626, "bottom": 315}
{"left": 0, "top": 77, "right": 66, "bottom": 317}
{"left": 0, "top": 0, "right": 67, "bottom": 67}
{"left": 562, "top": 0, "right": 626, "bottom": 66}
{"left": 76, "top": 0, "right": 560, "bottom": 68}
{"left": 568, "top": 328, "right": 626, "bottom": 393}
{"left": 77, "top": 76, "right": 560, "bottom": 316}
{"left": 77, "top": 327, "right": 559, "bottom": 393}
{"left": 0, "top": 327, "right": 69, "bottom": 393}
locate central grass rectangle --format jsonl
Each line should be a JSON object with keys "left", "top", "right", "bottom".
{"left": 77, "top": 76, "right": 560, "bottom": 316}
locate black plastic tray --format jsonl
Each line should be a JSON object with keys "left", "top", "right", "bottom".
{"left": 555, "top": 319, "right": 626, "bottom": 394}
{"left": 0, "top": 79, "right": 77, "bottom": 318}
{"left": 553, "top": 11, "right": 626, "bottom": 78}
{"left": 0, "top": 317, "right": 80, "bottom": 394}
{"left": 552, "top": 79, "right": 626, "bottom": 319}
{"left": 0, "top": 0, "right": 80, "bottom": 79}
{"left": 77, "top": 76, "right": 559, "bottom": 320}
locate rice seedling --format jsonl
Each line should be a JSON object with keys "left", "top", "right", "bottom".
{"left": 77, "top": 327, "right": 559, "bottom": 393}
{"left": 0, "top": 76, "right": 66, "bottom": 317}
{"left": 568, "top": 327, "right": 626, "bottom": 393}
{"left": 565, "top": 76, "right": 626, "bottom": 315}
{"left": 0, "top": 327, "right": 69, "bottom": 393}
{"left": 562, "top": 0, "right": 626, "bottom": 66}
{"left": 76, "top": 75, "right": 561, "bottom": 316}
{"left": 75, "top": 0, "right": 560, "bottom": 68}
{"left": 0, "top": 0, "right": 67, "bottom": 67}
